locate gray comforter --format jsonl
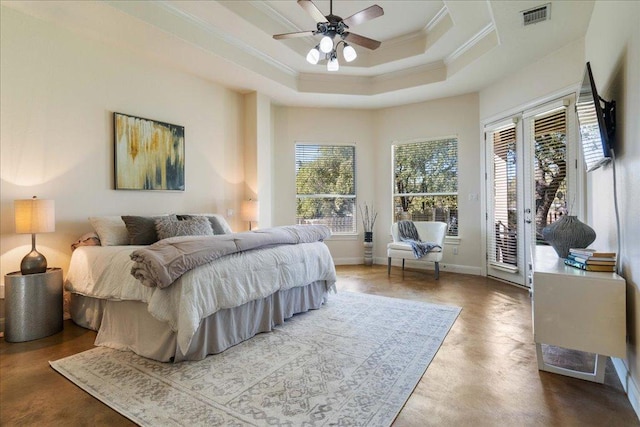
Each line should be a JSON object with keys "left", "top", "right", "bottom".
{"left": 130, "top": 225, "right": 331, "bottom": 289}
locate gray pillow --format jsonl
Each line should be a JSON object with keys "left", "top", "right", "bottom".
{"left": 176, "top": 214, "right": 228, "bottom": 235}
{"left": 122, "top": 215, "right": 176, "bottom": 245}
{"left": 155, "top": 216, "right": 214, "bottom": 240}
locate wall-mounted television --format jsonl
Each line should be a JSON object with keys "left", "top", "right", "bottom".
{"left": 575, "top": 62, "right": 616, "bottom": 172}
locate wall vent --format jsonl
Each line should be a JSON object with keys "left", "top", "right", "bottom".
{"left": 522, "top": 3, "right": 550, "bottom": 26}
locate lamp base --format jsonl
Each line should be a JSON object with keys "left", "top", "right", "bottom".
{"left": 20, "top": 249, "right": 47, "bottom": 275}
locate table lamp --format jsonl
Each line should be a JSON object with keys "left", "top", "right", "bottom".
{"left": 240, "top": 199, "right": 259, "bottom": 230}
{"left": 15, "top": 196, "right": 55, "bottom": 275}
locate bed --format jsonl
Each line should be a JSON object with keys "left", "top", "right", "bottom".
{"left": 65, "top": 214, "right": 337, "bottom": 362}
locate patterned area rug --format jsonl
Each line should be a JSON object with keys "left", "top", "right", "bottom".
{"left": 51, "top": 291, "right": 460, "bottom": 426}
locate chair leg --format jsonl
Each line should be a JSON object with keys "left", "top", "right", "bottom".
{"left": 387, "top": 257, "right": 391, "bottom": 275}
{"left": 402, "top": 259, "right": 405, "bottom": 271}
{"left": 435, "top": 262, "right": 440, "bottom": 280}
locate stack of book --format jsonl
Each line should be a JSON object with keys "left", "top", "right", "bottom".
{"left": 564, "top": 248, "right": 617, "bottom": 272}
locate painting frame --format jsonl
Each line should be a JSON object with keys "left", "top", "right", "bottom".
{"left": 114, "top": 112, "right": 185, "bottom": 191}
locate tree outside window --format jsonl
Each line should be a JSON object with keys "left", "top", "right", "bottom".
{"left": 295, "top": 144, "right": 356, "bottom": 234}
{"left": 392, "top": 138, "right": 458, "bottom": 236}
{"left": 533, "top": 110, "right": 568, "bottom": 243}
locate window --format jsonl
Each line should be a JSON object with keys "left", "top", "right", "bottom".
{"left": 489, "top": 124, "right": 517, "bottom": 266}
{"left": 392, "top": 137, "right": 458, "bottom": 236}
{"left": 532, "top": 108, "right": 568, "bottom": 243}
{"left": 295, "top": 144, "right": 356, "bottom": 234}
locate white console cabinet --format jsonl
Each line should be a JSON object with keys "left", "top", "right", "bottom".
{"left": 531, "top": 245, "right": 626, "bottom": 383}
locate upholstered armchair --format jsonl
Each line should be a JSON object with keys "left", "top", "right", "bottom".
{"left": 387, "top": 221, "right": 448, "bottom": 279}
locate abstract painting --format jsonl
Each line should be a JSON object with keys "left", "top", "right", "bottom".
{"left": 114, "top": 112, "right": 185, "bottom": 191}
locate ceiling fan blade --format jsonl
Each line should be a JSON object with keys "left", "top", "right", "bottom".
{"left": 273, "top": 30, "right": 316, "bottom": 40}
{"left": 342, "top": 5, "right": 384, "bottom": 28}
{"left": 297, "top": 0, "right": 327, "bottom": 23}
{"left": 344, "top": 32, "right": 382, "bottom": 50}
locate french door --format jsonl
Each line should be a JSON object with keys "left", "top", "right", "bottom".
{"left": 485, "top": 96, "right": 580, "bottom": 287}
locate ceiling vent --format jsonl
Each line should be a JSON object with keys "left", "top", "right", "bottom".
{"left": 522, "top": 3, "right": 551, "bottom": 26}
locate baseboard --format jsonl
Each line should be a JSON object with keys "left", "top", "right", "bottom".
{"left": 612, "top": 357, "right": 640, "bottom": 421}
{"left": 332, "top": 257, "right": 483, "bottom": 276}
{"left": 333, "top": 257, "right": 366, "bottom": 265}
{"left": 386, "top": 258, "right": 482, "bottom": 276}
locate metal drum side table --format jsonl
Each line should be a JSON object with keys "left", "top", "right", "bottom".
{"left": 4, "top": 268, "right": 63, "bottom": 342}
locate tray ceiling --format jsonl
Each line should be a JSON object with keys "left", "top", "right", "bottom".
{"left": 3, "top": 1, "right": 595, "bottom": 108}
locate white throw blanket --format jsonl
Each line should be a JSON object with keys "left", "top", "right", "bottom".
{"left": 65, "top": 242, "right": 337, "bottom": 355}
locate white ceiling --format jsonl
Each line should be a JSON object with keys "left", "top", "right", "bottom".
{"left": 4, "top": 0, "right": 595, "bottom": 109}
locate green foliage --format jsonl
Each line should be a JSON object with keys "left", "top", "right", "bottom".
{"left": 393, "top": 139, "right": 459, "bottom": 235}
{"left": 393, "top": 140, "right": 457, "bottom": 210}
{"left": 534, "top": 132, "right": 567, "bottom": 238}
{"left": 296, "top": 145, "right": 355, "bottom": 220}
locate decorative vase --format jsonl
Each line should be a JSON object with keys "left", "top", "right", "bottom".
{"left": 364, "top": 232, "right": 373, "bottom": 266}
{"left": 542, "top": 215, "right": 596, "bottom": 258}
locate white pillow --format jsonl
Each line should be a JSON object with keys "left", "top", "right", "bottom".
{"left": 89, "top": 216, "right": 129, "bottom": 246}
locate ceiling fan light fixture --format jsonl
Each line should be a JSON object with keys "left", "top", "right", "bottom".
{"left": 342, "top": 44, "right": 357, "bottom": 62}
{"left": 306, "top": 47, "right": 320, "bottom": 64}
{"left": 319, "top": 35, "right": 334, "bottom": 53}
{"left": 327, "top": 55, "right": 339, "bottom": 71}
{"left": 273, "top": 0, "right": 384, "bottom": 72}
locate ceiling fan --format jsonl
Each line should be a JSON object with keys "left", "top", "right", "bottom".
{"left": 273, "top": 0, "right": 384, "bottom": 71}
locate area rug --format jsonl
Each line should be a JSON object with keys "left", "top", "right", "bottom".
{"left": 50, "top": 291, "right": 461, "bottom": 426}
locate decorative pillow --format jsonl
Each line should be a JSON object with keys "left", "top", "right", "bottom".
{"left": 122, "top": 214, "right": 177, "bottom": 245}
{"left": 71, "top": 232, "right": 101, "bottom": 251}
{"left": 176, "top": 214, "right": 231, "bottom": 234}
{"left": 89, "top": 216, "right": 129, "bottom": 246}
{"left": 155, "top": 216, "right": 214, "bottom": 240}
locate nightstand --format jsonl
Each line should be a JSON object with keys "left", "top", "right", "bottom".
{"left": 4, "top": 268, "right": 63, "bottom": 342}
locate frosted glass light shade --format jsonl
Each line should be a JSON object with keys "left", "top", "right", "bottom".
{"left": 343, "top": 44, "right": 357, "bottom": 62}
{"left": 15, "top": 198, "right": 55, "bottom": 234}
{"left": 306, "top": 48, "right": 320, "bottom": 64}
{"left": 327, "top": 56, "right": 339, "bottom": 71}
{"left": 319, "top": 36, "right": 334, "bottom": 53}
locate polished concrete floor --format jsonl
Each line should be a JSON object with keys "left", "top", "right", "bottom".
{"left": 1, "top": 265, "right": 638, "bottom": 426}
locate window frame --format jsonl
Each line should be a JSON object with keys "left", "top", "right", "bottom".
{"left": 295, "top": 142, "right": 357, "bottom": 235}
{"left": 391, "top": 136, "right": 459, "bottom": 237}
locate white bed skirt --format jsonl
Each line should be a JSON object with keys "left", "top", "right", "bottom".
{"left": 70, "top": 281, "right": 331, "bottom": 362}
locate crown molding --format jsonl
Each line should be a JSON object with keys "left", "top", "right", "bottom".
{"left": 426, "top": 5, "right": 449, "bottom": 32}
{"left": 152, "top": 1, "right": 298, "bottom": 76}
{"left": 445, "top": 22, "right": 496, "bottom": 65}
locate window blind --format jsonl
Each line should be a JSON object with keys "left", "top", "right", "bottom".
{"left": 392, "top": 137, "right": 458, "bottom": 236}
{"left": 532, "top": 108, "right": 567, "bottom": 241}
{"left": 489, "top": 125, "right": 518, "bottom": 267}
{"left": 295, "top": 144, "right": 356, "bottom": 233}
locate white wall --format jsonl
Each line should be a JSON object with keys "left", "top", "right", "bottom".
{"left": 272, "top": 93, "right": 482, "bottom": 272}
{"left": 480, "top": 38, "right": 586, "bottom": 121}
{"left": 584, "top": 0, "right": 640, "bottom": 415}
{"left": 0, "top": 6, "right": 246, "bottom": 280}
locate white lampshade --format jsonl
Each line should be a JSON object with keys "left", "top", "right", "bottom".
{"left": 343, "top": 44, "right": 357, "bottom": 62}
{"left": 306, "top": 47, "right": 320, "bottom": 64}
{"left": 240, "top": 200, "right": 259, "bottom": 222}
{"left": 327, "top": 56, "right": 339, "bottom": 71}
{"left": 15, "top": 197, "right": 55, "bottom": 234}
{"left": 319, "top": 35, "right": 334, "bottom": 53}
